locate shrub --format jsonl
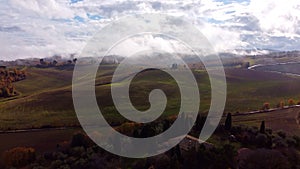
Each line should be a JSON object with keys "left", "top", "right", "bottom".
{"left": 50, "top": 160, "right": 64, "bottom": 169}
{"left": 239, "top": 149, "right": 290, "bottom": 169}
{"left": 292, "top": 135, "right": 300, "bottom": 148}
{"left": 286, "top": 137, "right": 297, "bottom": 147}
{"left": 266, "top": 128, "right": 272, "bottom": 135}
{"left": 273, "top": 136, "right": 288, "bottom": 148}
{"left": 71, "top": 132, "right": 91, "bottom": 148}
{"left": 3, "top": 147, "right": 36, "bottom": 168}
{"left": 70, "top": 147, "right": 85, "bottom": 157}
{"left": 262, "top": 102, "right": 270, "bottom": 110}
{"left": 288, "top": 99, "right": 295, "bottom": 106}
{"left": 277, "top": 130, "right": 287, "bottom": 139}
{"left": 153, "top": 154, "right": 171, "bottom": 169}
{"left": 116, "top": 122, "right": 141, "bottom": 136}
{"left": 255, "top": 133, "right": 268, "bottom": 148}
{"left": 278, "top": 101, "right": 285, "bottom": 109}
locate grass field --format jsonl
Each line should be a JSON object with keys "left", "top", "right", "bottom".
{"left": 0, "top": 128, "right": 80, "bottom": 154}
{"left": 227, "top": 107, "right": 300, "bottom": 136}
{"left": 253, "top": 62, "right": 300, "bottom": 75}
{"left": 1, "top": 65, "right": 300, "bottom": 131}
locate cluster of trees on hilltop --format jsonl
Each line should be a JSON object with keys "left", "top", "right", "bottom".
{"left": 37, "top": 58, "right": 77, "bottom": 68}
{"left": 0, "top": 67, "right": 26, "bottom": 97}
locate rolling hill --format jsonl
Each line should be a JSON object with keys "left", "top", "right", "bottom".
{"left": 1, "top": 65, "right": 300, "bottom": 131}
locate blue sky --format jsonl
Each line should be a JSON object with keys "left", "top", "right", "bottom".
{"left": 0, "top": 0, "right": 299, "bottom": 60}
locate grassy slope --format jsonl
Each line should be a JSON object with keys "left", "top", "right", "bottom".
{"left": 225, "top": 68, "right": 300, "bottom": 112}
{"left": 0, "top": 67, "right": 75, "bottom": 130}
{"left": 227, "top": 107, "right": 300, "bottom": 135}
{"left": 254, "top": 62, "right": 300, "bottom": 75}
{"left": 1, "top": 66, "right": 300, "bottom": 131}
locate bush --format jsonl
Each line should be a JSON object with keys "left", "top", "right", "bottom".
{"left": 277, "top": 130, "right": 287, "bottom": 139}
{"left": 273, "top": 136, "right": 288, "bottom": 148}
{"left": 262, "top": 102, "right": 270, "bottom": 110}
{"left": 50, "top": 160, "right": 63, "bottom": 169}
{"left": 151, "top": 154, "right": 171, "bottom": 169}
{"left": 255, "top": 133, "right": 268, "bottom": 148}
{"left": 70, "top": 147, "right": 85, "bottom": 157}
{"left": 286, "top": 137, "right": 297, "bottom": 147}
{"left": 239, "top": 149, "right": 290, "bottom": 169}
{"left": 71, "top": 132, "right": 91, "bottom": 148}
{"left": 3, "top": 147, "right": 36, "bottom": 168}
{"left": 288, "top": 99, "right": 295, "bottom": 106}
{"left": 292, "top": 135, "right": 300, "bottom": 148}
{"left": 277, "top": 101, "right": 285, "bottom": 108}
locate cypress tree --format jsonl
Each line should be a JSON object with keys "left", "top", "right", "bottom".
{"left": 260, "top": 120, "right": 266, "bottom": 134}
{"left": 225, "top": 113, "right": 232, "bottom": 130}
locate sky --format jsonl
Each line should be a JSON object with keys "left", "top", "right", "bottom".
{"left": 0, "top": 0, "right": 300, "bottom": 60}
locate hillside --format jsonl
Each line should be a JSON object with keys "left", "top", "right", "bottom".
{"left": 1, "top": 66, "right": 300, "bottom": 131}
{"left": 227, "top": 107, "right": 300, "bottom": 136}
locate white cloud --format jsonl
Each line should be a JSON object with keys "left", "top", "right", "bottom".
{"left": 9, "top": 0, "right": 75, "bottom": 19}
{"left": 249, "top": 0, "right": 300, "bottom": 38}
{"left": 108, "top": 34, "right": 192, "bottom": 57}
{"left": 0, "top": 0, "right": 300, "bottom": 60}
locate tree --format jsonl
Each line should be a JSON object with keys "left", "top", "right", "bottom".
{"left": 171, "top": 63, "right": 178, "bottom": 69}
{"left": 39, "top": 59, "right": 45, "bottom": 65}
{"left": 225, "top": 113, "right": 232, "bottom": 130}
{"left": 4, "top": 147, "right": 36, "bottom": 168}
{"left": 163, "top": 119, "right": 171, "bottom": 131}
{"left": 175, "top": 144, "right": 182, "bottom": 161}
{"left": 133, "top": 129, "right": 140, "bottom": 138}
{"left": 67, "top": 60, "right": 73, "bottom": 65}
{"left": 52, "top": 60, "right": 58, "bottom": 66}
{"left": 73, "top": 58, "right": 78, "bottom": 64}
{"left": 263, "top": 102, "right": 270, "bottom": 110}
{"left": 2, "top": 87, "right": 11, "bottom": 97}
{"left": 280, "top": 101, "right": 285, "bottom": 109}
{"left": 71, "top": 132, "right": 89, "bottom": 148}
{"left": 242, "top": 62, "right": 250, "bottom": 69}
{"left": 260, "top": 120, "right": 265, "bottom": 134}
{"left": 288, "top": 99, "right": 295, "bottom": 106}
{"left": 140, "top": 124, "right": 156, "bottom": 138}
{"left": 240, "top": 149, "right": 290, "bottom": 169}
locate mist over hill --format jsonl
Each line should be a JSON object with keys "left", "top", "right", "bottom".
{"left": 1, "top": 49, "right": 300, "bottom": 68}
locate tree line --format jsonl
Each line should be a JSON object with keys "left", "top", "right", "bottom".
{"left": 0, "top": 67, "right": 26, "bottom": 97}
{"left": 36, "top": 58, "right": 77, "bottom": 68}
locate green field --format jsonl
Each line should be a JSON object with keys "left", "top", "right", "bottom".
{"left": 222, "top": 107, "right": 300, "bottom": 135}
{"left": 1, "top": 65, "right": 300, "bottom": 131}
{"left": 254, "top": 62, "right": 300, "bottom": 75}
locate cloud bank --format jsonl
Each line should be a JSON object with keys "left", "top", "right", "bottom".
{"left": 0, "top": 0, "right": 299, "bottom": 60}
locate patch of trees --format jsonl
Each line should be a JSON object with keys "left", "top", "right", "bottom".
{"left": 3, "top": 147, "right": 36, "bottom": 168}
{"left": 0, "top": 67, "right": 26, "bottom": 97}
{"left": 36, "top": 58, "right": 77, "bottom": 69}
{"left": 188, "top": 60, "right": 250, "bottom": 70}
{"left": 113, "top": 113, "right": 194, "bottom": 139}
{"left": 0, "top": 132, "right": 236, "bottom": 169}
{"left": 262, "top": 102, "right": 270, "bottom": 110}
{"left": 221, "top": 114, "right": 300, "bottom": 169}
{"left": 222, "top": 60, "right": 250, "bottom": 69}
{"left": 2, "top": 115, "right": 300, "bottom": 169}
{"left": 263, "top": 99, "right": 300, "bottom": 110}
